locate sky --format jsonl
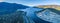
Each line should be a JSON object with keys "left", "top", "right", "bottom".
{"left": 0, "top": 0, "right": 60, "bottom": 6}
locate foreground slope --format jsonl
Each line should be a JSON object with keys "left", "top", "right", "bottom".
{"left": 36, "top": 8, "right": 60, "bottom": 23}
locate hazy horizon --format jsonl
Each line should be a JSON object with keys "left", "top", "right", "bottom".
{"left": 0, "top": 0, "right": 60, "bottom": 6}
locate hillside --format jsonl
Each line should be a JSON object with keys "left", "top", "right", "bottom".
{"left": 0, "top": 2, "right": 29, "bottom": 15}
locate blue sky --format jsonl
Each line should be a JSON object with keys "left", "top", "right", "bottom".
{"left": 0, "top": 0, "right": 60, "bottom": 6}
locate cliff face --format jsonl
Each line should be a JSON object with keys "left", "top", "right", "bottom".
{"left": 0, "top": 11, "right": 26, "bottom": 23}
{"left": 0, "top": 11, "right": 35, "bottom": 23}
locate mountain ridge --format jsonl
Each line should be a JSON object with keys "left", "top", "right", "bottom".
{"left": 0, "top": 2, "right": 29, "bottom": 15}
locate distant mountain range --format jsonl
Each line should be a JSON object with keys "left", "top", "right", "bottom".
{"left": 33, "top": 5, "right": 60, "bottom": 10}
{"left": 0, "top": 2, "right": 29, "bottom": 15}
